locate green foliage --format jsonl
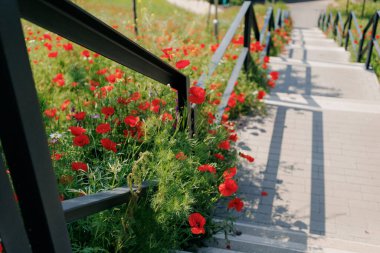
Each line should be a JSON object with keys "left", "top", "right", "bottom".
{"left": 18, "top": 0, "right": 291, "bottom": 252}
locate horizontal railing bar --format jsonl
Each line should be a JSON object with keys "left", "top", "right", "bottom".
{"left": 18, "top": 0, "right": 186, "bottom": 91}
{"left": 62, "top": 181, "right": 155, "bottom": 223}
{"left": 215, "top": 47, "right": 248, "bottom": 124}
{"left": 196, "top": 1, "right": 251, "bottom": 88}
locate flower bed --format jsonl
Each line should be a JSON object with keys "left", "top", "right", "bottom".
{"left": 13, "top": 0, "right": 292, "bottom": 252}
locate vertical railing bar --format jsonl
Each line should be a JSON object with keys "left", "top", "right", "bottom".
{"left": 0, "top": 156, "right": 32, "bottom": 253}
{"left": 244, "top": 1, "right": 253, "bottom": 71}
{"left": 345, "top": 14, "right": 353, "bottom": 50}
{"left": 366, "top": 12, "right": 380, "bottom": 69}
{"left": 252, "top": 6, "right": 260, "bottom": 41}
{"left": 132, "top": 0, "right": 138, "bottom": 35}
{"left": 0, "top": 1, "right": 73, "bottom": 252}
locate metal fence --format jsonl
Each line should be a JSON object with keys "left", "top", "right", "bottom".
{"left": 0, "top": 0, "right": 288, "bottom": 252}
{"left": 319, "top": 9, "right": 380, "bottom": 69}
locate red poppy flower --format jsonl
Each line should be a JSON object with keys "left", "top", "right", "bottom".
{"left": 124, "top": 115, "right": 139, "bottom": 127}
{"left": 189, "top": 86, "right": 206, "bottom": 104}
{"left": 229, "top": 134, "right": 238, "bottom": 142}
{"left": 237, "top": 93, "right": 245, "bottom": 103}
{"left": 73, "top": 112, "right": 86, "bottom": 121}
{"left": 105, "top": 74, "right": 116, "bottom": 84}
{"left": 228, "top": 197, "right": 244, "bottom": 212}
{"left": 264, "top": 56, "right": 270, "bottom": 63}
{"left": 73, "top": 134, "right": 90, "bottom": 147}
{"left": 175, "top": 151, "right": 187, "bottom": 160}
{"left": 44, "top": 42, "right": 52, "bottom": 51}
{"left": 96, "top": 123, "right": 111, "bottom": 134}
{"left": 101, "top": 138, "right": 117, "bottom": 153}
{"left": 52, "top": 73, "right": 65, "bottom": 86}
{"left": 63, "top": 43, "right": 73, "bottom": 51}
{"left": 218, "top": 140, "right": 230, "bottom": 150}
{"left": 188, "top": 213, "right": 206, "bottom": 234}
{"left": 130, "top": 92, "right": 141, "bottom": 101}
{"left": 214, "top": 153, "right": 225, "bottom": 160}
{"left": 81, "top": 50, "right": 90, "bottom": 58}
{"left": 270, "top": 71, "right": 279, "bottom": 81}
{"left": 207, "top": 112, "right": 216, "bottom": 124}
{"left": 223, "top": 167, "right": 237, "bottom": 179}
{"left": 43, "top": 33, "right": 52, "bottom": 41}
{"left": 48, "top": 51, "right": 58, "bottom": 58}
{"left": 218, "top": 179, "right": 238, "bottom": 196}
{"left": 101, "top": 106, "right": 115, "bottom": 119}
{"left": 52, "top": 153, "right": 62, "bottom": 161}
{"left": 268, "top": 79, "right": 276, "bottom": 88}
{"left": 239, "top": 152, "right": 255, "bottom": 163}
{"left": 261, "top": 191, "right": 268, "bottom": 197}
{"left": 138, "top": 101, "right": 150, "bottom": 111}
{"left": 60, "top": 99, "right": 71, "bottom": 111}
{"left": 227, "top": 96, "right": 236, "bottom": 108}
{"left": 175, "top": 59, "right": 190, "bottom": 69}
{"left": 44, "top": 108, "right": 57, "bottom": 118}
{"left": 257, "top": 90, "right": 266, "bottom": 100}
{"left": 69, "top": 126, "right": 86, "bottom": 136}
{"left": 71, "top": 162, "right": 88, "bottom": 172}
{"left": 198, "top": 164, "right": 216, "bottom": 174}
{"left": 161, "top": 112, "right": 174, "bottom": 121}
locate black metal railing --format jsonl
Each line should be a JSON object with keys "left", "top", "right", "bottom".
{"left": 0, "top": 0, "right": 288, "bottom": 252}
{"left": 195, "top": 2, "right": 288, "bottom": 125}
{"left": 319, "top": 9, "right": 380, "bottom": 69}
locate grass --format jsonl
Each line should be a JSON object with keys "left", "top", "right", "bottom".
{"left": 16, "top": 0, "right": 292, "bottom": 252}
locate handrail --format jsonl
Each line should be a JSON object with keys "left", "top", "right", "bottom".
{"left": 318, "top": 9, "right": 380, "bottom": 69}
{"left": 18, "top": 0, "right": 189, "bottom": 114}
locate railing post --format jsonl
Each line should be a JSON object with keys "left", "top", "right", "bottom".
{"left": 0, "top": 1, "right": 73, "bottom": 252}
{"left": 345, "top": 14, "right": 352, "bottom": 50}
{"left": 132, "top": 0, "right": 138, "bottom": 35}
{"left": 357, "top": 17, "right": 370, "bottom": 62}
{"left": 214, "top": 0, "right": 219, "bottom": 43}
{"left": 244, "top": 1, "right": 253, "bottom": 71}
{"left": 366, "top": 13, "right": 379, "bottom": 69}
{"left": 252, "top": 7, "right": 260, "bottom": 42}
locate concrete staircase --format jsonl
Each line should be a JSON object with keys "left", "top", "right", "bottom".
{"left": 181, "top": 0, "right": 380, "bottom": 251}
{"left": 187, "top": 26, "right": 380, "bottom": 253}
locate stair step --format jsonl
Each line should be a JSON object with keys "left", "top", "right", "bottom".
{"left": 210, "top": 233, "right": 307, "bottom": 253}
{"left": 287, "top": 45, "right": 345, "bottom": 51}
{"left": 213, "top": 219, "right": 308, "bottom": 244}
{"left": 269, "top": 57, "right": 364, "bottom": 69}
{"left": 286, "top": 47, "right": 350, "bottom": 63}
{"left": 290, "top": 39, "right": 339, "bottom": 48}
{"left": 207, "top": 232, "right": 307, "bottom": 253}
{"left": 198, "top": 247, "right": 244, "bottom": 253}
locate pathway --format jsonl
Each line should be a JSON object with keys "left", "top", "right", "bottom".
{"left": 210, "top": 1, "right": 380, "bottom": 252}
{"left": 166, "top": 0, "right": 224, "bottom": 15}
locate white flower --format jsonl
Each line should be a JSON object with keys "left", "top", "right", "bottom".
{"left": 49, "top": 132, "right": 62, "bottom": 139}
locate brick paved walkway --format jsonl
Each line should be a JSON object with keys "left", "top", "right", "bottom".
{"left": 215, "top": 1, "right": 380, "bottom": 252}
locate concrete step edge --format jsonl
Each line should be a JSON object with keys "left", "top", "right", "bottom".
{"left": 198, "top": 247, "right": 245, "bottom": 253}
{"left": 210, "top": 232, "right": 307, "bottom": 252}
{"left": 269, "top": 56, "right": 365, "bottom": 69}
